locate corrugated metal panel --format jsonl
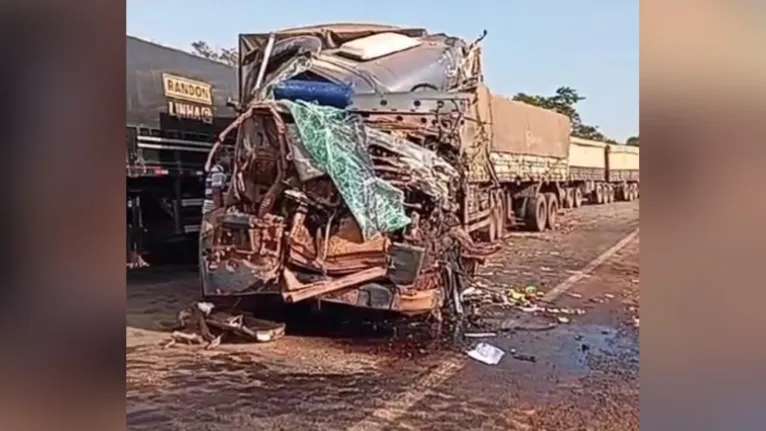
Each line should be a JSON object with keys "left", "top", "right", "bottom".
{"left": 489, "top": 95, "right": 571, "bottom": 159}
{"left": 607, "top": 144, "right": 640, "bottom": 171}
{"left": 568, "top": 137, "right": 607, "bottom": 169}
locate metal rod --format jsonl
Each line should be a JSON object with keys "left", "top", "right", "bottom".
{"left": 253, "top": 33, "right": 276, "bottom": 98}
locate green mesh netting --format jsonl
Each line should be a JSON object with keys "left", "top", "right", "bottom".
{"left": 282, "top": 100, "right": 411, "bottom": 240}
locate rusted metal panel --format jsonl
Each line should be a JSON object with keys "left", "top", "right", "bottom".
{"left": 462, "top": 83, "right": 495, "bottom": 183}
{"left": 200, "top": 26, "right": 500, "bottom": 320}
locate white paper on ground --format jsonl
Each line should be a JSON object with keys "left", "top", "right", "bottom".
{"left": 466, "top": 342, "right": 506, "bottom": 365}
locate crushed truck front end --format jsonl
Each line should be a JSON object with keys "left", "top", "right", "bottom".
{"left": 199, "top": 25, "right": 497, "bottom": 317}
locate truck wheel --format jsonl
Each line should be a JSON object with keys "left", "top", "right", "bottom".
{"left": 595, "top": 185, "right": 604, "bottom": 204}
{"left": 574, "top": 188, "right": 583, "bottom": 208}
{"left": 494, "top": 196, "right": 506, "bottom": 240}
{"left": 524, "top": 195, "right": 548, "bottom": 232}
{"left": 565, "top": 189, "right": 575, "bottom": 209}
{"left": 544, "top": 192, "right": 559, "bottom": 230}
{"left": 488, "top": 212, "right": 497, "bottom": 242}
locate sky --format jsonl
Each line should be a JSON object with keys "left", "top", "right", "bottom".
{"left": 126, "top": 0, "right": 638, "bottom": 141}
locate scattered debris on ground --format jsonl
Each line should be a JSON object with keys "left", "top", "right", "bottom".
{"left": 464, "top": 332, "right": 497, "bottom": 338}
{"left": 461, "top": 280, "right": 587, "bottom": 330}
{"left": 467, "top": 342, "right": 506, "bottom": 365}
{"left": 163, "top": 302, "right": 285, "bottom": 349}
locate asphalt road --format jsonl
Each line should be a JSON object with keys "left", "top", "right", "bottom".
{"left": 127, "top": 200, "right": 640, "bottom": 431}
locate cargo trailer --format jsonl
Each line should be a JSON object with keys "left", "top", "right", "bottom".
{"left": 126, "top": 35, "right": 237, "bottom": 267}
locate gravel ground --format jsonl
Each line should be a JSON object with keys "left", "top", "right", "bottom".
{"left": 126, "top": 200, "right": 640, "bottom": 431}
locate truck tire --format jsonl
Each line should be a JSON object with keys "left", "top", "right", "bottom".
{"left": 495, "top": 204, "right": 505, "bottom": 240}
{"left": 595, "top": 185, "right": 604, "bottom": 204}
{"left": 544, "top": 192, "right": 558, "bottom": 230}
{"left": 574, "top": 188, "right": 583, "bottom": 208}
{"left": 565, "top": 188, "right": 575, "bottom": 209}
{"left": 488, "top": 212, "right": 497, "bottom": 242}
{"left": 524, "top": 195, "right": 548, "bottom": 232}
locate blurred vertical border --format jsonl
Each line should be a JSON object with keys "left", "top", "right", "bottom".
{"left": 641, "top": 0, "right": 766, "bottom": 429}
{"left": 0, "top": 1, "right": 126, "bottom": 430}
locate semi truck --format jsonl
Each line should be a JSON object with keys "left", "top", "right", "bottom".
{"left": 474, "top": 87, "right": 573, "bottom": 236}
{"left": 197, "top": 24, "right": 638, "bottom": 318}
{"left": 126, "top": 35, "right": 237, "bottom": 267}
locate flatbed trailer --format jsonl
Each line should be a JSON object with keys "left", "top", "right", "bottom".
{"left": 462, "top": 84, "right": 574, "bottom": 236}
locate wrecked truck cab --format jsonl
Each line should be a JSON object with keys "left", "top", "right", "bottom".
{"left": 200, "top": 25, "right": 497, "bottom": 316}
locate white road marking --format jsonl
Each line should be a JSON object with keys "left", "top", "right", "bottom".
{"left": 346, "top": 358, "right": 463, "bottom": 431}
{"left": 345, "top": 228, "right": 640, "bottom": 431}
{"left": 541, "top": 228, "right": 639, "bottom": 303}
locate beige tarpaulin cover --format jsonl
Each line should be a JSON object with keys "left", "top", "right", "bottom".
{"left": 568, "top": 136, "right": 607, "bottom": 169}
{"left": 607, "top": 143, "right": 640, "bottom": 171}
{"left": 486, "top": 89, "right": 571, "bottom": 159}
{"left": 467, "top": 83, "right": 571, "bottom": 182}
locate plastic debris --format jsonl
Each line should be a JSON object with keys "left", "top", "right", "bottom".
{"left": 510, "top": 290, "right": 526, "bottom": 301}
{"left": 464, "top": 332, "right": 498, "bottom": 338}
{"left": 467, "top": 342, "right": 506, "bottom": 365}
{"left": 461, "top": 286, "right": 479, "bottom": 299}
{"left": 557, "top": 316, "right": 571, "bottom": 324}
{"left": 196, "top": 301, "right": 215, "bottom": 315}
{"left": 511, "top": 353, "right": 537, "bottom": 363}
{"left": 520, "top": 304, "right": 543, "bottom": 313}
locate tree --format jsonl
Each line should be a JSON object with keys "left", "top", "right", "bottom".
{"left": 626, "top": 136, "right": 639, "bottom": 146}
{"left": 190, "top": 41, "right": 238, "bottom": 67}
{"left": 512, "top": 87, "right": 617, "bottom": 143}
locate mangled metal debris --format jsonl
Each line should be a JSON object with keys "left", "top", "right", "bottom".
{"left": 198, "top": 25, "right": 498, "bottom": 325}
{"left": 164, "top": 302, "right": 285, "bottom": 348}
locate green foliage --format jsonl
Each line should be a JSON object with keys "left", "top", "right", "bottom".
{"left": 626, "top": 136, "right": 639, "bottom": 146}
{"left": 190, "top": 41, "right": 238, "bottom": 67}
{"left": 512, "top": 87, "right": 618, "bottom": 143}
